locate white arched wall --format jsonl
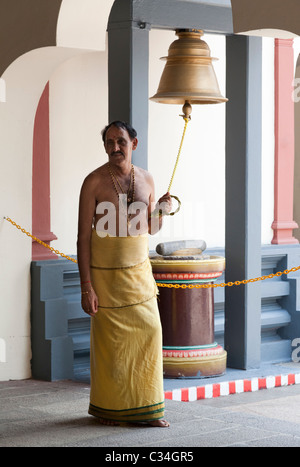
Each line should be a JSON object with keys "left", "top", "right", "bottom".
{"left": 57, "top": 0, "right": 114, "bottom": 51}
{"left": 0, "top": 46, "right": 97, "bottom": 381}
{"left": 0, "top": 0, "right": 114, "bottom": 381}
{"left": 49, "top": 51, "right": 108, "bottom": 255}
{"left": 0, "top": 78, "right": 6, "bottom": 102}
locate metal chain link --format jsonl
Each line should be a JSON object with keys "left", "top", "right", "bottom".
{"left": 156, "top": 266, "right": 300, "bottom": 289}
{"left": 4, "top": 217, "right": 77, "bottom": 264}
{"left": 4, "top": 216, "right": 300, "bottom": 289}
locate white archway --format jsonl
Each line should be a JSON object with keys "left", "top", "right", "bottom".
{"left": 0, "top": 78, "right": 6, "bottom": 102}
{"left": 57, "top": 0, "right": 114, "bottom": 51}
{"left": 0, "top": 338, "right": 6, "bottom": 363}
{"left": 0, "top": 46, "right": 99, "bottom": 380}
{"left": 0, "top": 0, "right": 116, "bottom": 381}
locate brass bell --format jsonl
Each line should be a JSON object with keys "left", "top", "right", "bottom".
{"left": 150, "top": 29, "right": 228, "bottom": 109}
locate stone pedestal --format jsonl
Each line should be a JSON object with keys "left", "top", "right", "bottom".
{"left": 151, "top": 256, "right": 226, "bottom": 378}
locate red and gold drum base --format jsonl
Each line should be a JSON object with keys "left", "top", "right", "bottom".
{"left": 151, "top": 256, "right": 227, "bottom": 378}
{"left": 162, "top": 343, "right": 227, "bottom": 378}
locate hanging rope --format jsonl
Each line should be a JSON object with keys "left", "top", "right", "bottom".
{"left": 168, "top": 117, "right": 190, "bottom": 193}
{"left": 161, "top": 116, "right": 190, "bottom": 217}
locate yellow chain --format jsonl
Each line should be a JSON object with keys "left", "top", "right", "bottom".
{"left": 4, "top": 217, "right": 77, "bottom": 264}
{"left": 156, "top": 265, "right": 300, "bottom": 289}
{"left": 4, "top": 216, "right": 300, "bottom": 288}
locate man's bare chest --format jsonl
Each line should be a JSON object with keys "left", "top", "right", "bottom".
{"left": 95, "top": 172, "right": 151, "bottom": 208}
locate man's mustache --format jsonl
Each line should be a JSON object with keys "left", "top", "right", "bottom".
{"left": 111, "top": 151, "right": 124, "bottom": 157}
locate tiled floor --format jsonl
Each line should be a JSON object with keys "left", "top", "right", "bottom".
{"left": 1, "top": 372, "right": 300, "bottom": 447}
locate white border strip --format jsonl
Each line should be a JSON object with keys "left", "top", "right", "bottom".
{"left": 164, "top": 373, "right": 300, "bottom": 402}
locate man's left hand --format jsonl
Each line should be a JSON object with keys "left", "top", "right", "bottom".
{"left": 157, "top": 192, "right": 172, "bottom": 215}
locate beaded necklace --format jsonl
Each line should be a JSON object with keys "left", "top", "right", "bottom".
{"left": 108, "top": 163, "right": 135, "bottom": 203}
{"left": 108, "top": 163, "right": 135, "bottom": 227}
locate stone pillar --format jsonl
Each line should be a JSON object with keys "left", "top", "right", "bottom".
{"left": 272, "top": 38, "right": 298, "bottom": 245}
{"left": 225, "top": 35, "right": 262, "bottom": 369}
{"left": 32, "top": 82, "right": 57, "bottom": 260}
{"left": 107, "top": 10, "right": 150, "bottom": 169}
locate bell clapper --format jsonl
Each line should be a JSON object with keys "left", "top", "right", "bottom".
{"left": 180, "top": 101, "right": 192, "bottom": 120}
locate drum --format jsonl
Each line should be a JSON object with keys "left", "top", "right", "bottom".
{"left": 151, "top": 255, "right": 227, "bottom": 378}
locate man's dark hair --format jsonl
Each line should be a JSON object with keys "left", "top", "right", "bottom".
{"left": 101, "top": 121, "right": 137, "bottom": 143}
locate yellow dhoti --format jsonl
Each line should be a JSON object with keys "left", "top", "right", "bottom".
{"left": 88, "top": 230, "right": 164, "bottom": 423}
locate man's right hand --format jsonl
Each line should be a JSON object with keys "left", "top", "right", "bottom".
{"left": 81, "top": 288, "right": 98, "bottom": 317}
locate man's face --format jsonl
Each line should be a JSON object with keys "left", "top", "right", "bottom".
{"left": 104, "top": 126, "right": 137, "bottom": 164}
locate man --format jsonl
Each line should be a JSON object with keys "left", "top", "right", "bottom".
{"left": 77, "top": 121, "right": 171, "bottom": 427}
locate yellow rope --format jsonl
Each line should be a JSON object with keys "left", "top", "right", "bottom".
{"left": 168, "top": 117, "right": 189, "bottom": 193}
{"left": 4, "top": 216, "right": 300, "bottom": 289}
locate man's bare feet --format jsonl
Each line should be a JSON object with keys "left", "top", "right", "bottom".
{"left": 96, "top": 418, "right": 170, "bottom": 427}
{"left": 148, "top": 419, "right": 170, "bottom": 428}
{"left": 97, "top": 418, "right": 120, "bottom": 426}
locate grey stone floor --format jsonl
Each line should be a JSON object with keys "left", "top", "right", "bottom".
{"left": 1, "top": 377, "right": 300, "bottom": 448}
